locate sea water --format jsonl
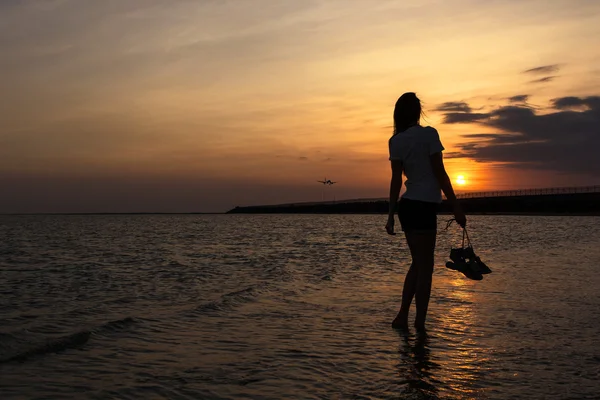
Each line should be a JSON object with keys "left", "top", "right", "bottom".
{"left": 1, "top": 214, "right": 599, "bottom": 399}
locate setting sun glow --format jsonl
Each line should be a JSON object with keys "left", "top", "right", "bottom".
{"left": 1, "top": 1, "right": 600, "bottom": 213}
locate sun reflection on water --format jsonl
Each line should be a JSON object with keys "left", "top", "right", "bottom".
{"left": 432, "top": 275, "right": 489, "bottom": 399}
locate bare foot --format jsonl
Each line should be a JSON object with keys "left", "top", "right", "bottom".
{"left": 391, "top": 316, "right": 409, "bottom": 330}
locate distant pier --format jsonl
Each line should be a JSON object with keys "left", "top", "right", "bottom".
{"left": 227, "top": 185, "right": 600, "bottom": 215}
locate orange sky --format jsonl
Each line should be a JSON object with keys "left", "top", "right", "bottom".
{"left": 2, "top": 0, "right": 600, "bottom": 212}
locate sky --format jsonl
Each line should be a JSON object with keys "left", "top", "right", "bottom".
{"left": 2, "top": 0, "right": 600, "bottom": 213}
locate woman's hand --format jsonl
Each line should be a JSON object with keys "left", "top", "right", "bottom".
{"left": 385, "top": 215, "right": 396, "bottom": 235}
{"left": 453, "top": 204, "right": 467, "bottom": 228}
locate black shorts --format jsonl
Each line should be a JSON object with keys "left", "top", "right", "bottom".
{"left": 398, "top": 198, "right": 438, "bottom": 232}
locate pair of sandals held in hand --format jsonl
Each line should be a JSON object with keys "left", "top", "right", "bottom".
{"left": 445, "top": 219, "right": 492, "bottom": 281}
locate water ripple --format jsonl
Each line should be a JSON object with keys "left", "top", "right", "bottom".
{"left": 0, "top": 214, "right": 599, "bottom": 399}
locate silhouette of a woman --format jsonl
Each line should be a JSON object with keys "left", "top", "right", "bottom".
{"left": 385, "top": 92, "right": 466, "bottom": 332}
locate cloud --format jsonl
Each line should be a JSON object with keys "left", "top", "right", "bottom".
{"left": 444, "top": 143, "right": 479, "bottom": 159}
{"left": 521, "top": 65, "right": 560, "bottom": 84}
{"left": 530, "top": 76, "right": 556, "bottom": 83}
{"left": 523, "top": 64, "right": 560, "bottom": 75}
{"left": 442, "top": 152, "right": 463, "bottom": 159}
{"left": 298, "top": 156, "right": 308, "bottom": 161}
{"left": 438, "top": 95, "right": 600, "bottom": 176}
{"left": 442, "top": 112, "right": 489, "bottom": 124}
{"left": 508, "top": 94, "right": 529, "bottom": 103}
{"left": 435, "top": 101, "right": 472, "bottom": 113}
{"left": 551, "top": 96, "right": 600, "bottom": 110}
{"left": 460, "top": 133, "right": 521, "bottom": 144}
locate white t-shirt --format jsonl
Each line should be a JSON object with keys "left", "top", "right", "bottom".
{"left": 388, "top": 125, "right": 445, "bottom": 203}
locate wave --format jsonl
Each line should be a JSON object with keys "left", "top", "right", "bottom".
{"left": 188, "top": 285, "right": 270, "bottom": 316}
{"left": 96, "top": 316, "right": 136, "bottom": 334}
{"left": 0, "top": 317, "right": 136, "bottom": 364}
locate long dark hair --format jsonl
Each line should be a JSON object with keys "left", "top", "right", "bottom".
{"left": 393, "top": 92, "right": 422, "bottom": 134}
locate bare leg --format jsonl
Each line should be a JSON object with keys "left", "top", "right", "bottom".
{"left": 392, "top": 263, "right": 417, "bottom": 329}
{"left": 405, "top": 230, "right": 437, "bottom": 332}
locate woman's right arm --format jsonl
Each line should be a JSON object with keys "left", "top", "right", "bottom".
{"left": 430, "top": 152, "right": 467, "bottom": 227}
{"left": 385, "top": 160, "right": 403, "bottom": 235}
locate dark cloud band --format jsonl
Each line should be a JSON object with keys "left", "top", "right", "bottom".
{"left": 523, "top": 64, "right": 560, "bottom": 75}
{"left": 530, "top": 76, "right": 556, "bottom": 84}
{"left": 508, "top": 94, "right": 529, "bottom": 103}
{"left": 437, "top": 95, "right": 600, "bottom": 176}
{"left": 435, "top": 101, "right": 472, "bottom": 113}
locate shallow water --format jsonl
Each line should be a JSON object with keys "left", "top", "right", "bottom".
{"left": 1, "top": 214, "right": 599, "bottom": 399}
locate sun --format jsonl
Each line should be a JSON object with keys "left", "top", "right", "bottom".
{"left": 456, "top": 175, "right": 467, "bottom": 186}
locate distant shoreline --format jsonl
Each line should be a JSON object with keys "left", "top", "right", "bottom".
{"left": 0, "top": 212, "right": 224, "bottom": 216}
{"left": 227, "top": 192, "right": 600, "bottom": 216}
{"left": 2, "top": 192, "right": 599, "bottom": 216}
{"left": 2, "top": 212, "right": 598, "bottom": 217}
